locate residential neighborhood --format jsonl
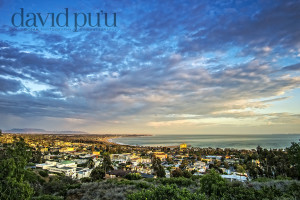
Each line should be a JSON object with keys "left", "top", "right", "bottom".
{"left": 1, "top": 133, "right": 253, "bottom": 182}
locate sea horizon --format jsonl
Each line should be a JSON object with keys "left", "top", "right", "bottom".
{"left": 111, "top": 133, "right": 300, "bottom": 150}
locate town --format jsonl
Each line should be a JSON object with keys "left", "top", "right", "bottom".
{"left": 1, "top": 132, "right": 299, "bottom": 200}
{"left": 1, "top": 133, "right": 269, "bottom": 182}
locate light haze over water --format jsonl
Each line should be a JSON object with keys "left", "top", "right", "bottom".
{"left": 112, "top": 134, "right": 300, "bottom": 150}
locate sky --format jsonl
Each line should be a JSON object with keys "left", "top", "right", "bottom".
{"left": 0, "top": 0, "right": 299, "bottom": 135}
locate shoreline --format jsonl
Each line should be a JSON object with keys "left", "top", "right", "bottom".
{"left": 101, "top": 134, "right": 153, "bottom": 146}
{"left": 104, "top": 134, "right": 300, "bottom": 150}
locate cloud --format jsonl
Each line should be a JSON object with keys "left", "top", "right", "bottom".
{"left": 0, "top": 77, "right": 23, "bottom": 92}
{"left": 0, "top": 0, "right": 299, "bottom": 133}
{"left": 282, "top": 63, "right": 300, "bottom": 71}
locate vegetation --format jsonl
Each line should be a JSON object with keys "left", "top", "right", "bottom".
{"left": 87, "top": 158, "right": 95, "bottom": 169}
{"left": 39, "top": 170, "right": 49, "bottom": 177}
{"left": 1, "top": 134, "right": 300, "bottom": 199}
{"left": 127, "top": 184, "right": 206, "bottom": 200}
{"left": 90, "top": 166, "right": 105, "bottom": 181}
{"left": 125, "top": 173, "right": 142, "bottom": 180}
{"left": 287, "top": 142, "right": 300, "bottom": 179}
{"left": 102, "top": 153, "right": 113, "bottom": 173}
{"left": 151, "top": 157, "right": 166, "bottom": 178}
{"left": 0, "top": 137, "right": 34, "bottom": 200}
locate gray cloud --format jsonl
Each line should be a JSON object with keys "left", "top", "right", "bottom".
{"left": 0, "top": 77, "right": 23, "bottom": 92}
{"left": 0, "top": 0, "right": 299, "bottom": 132}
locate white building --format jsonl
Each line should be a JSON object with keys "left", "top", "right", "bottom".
{"left": 56, "top": 161, "right": 77, "bottom": 168}
{"left": 36, "top": 161, "right": 57, "bottom": 170}
{"left": 221, "top": 174, "right": 248, "bottom": 182}
{"left": 48, "top": 166, "right": 76, "bottom": 178}
{"left": 76, "top": 168, "right": 92, "bottom": 179}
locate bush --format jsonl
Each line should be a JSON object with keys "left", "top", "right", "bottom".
{"left": 80, "top": 177, "right": 92, "bottom": 183}
{"left": 32, "top": 195, "right": 64, "bottom": 200}
{"left": 90, "top": 167, "right": 105, "bottom": 181}
{"left": 39, "top": 170, "right": 49, "bottom": 177}
{"left": 144, "top": 178, "right": 155, "bottom": 182}
{"left": 134, "top": 181, "right": 151, "bottom": 189}
{"left": 127, "top": 184, "right": 206, "bottom": 200}
{"left": 183, "top": 170, "right": 192, "bottom": 178}
{"left": 199, "top": 169, "right": 227, "bottom": 197}
{"left": 124, "top": 173, "right": 142, "bottom": 180}
{"left": 158, "top": 177, "right": 194, "bottom": 187}
{"left": 67, "top": 181, "right": 136, "bottom": 200}
{"left": 171, "top": 168, "right": 183, "bottom": 177}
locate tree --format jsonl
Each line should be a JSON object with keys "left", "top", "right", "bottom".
{"left": 171, "top": 168, "right": 183, "bottom": 177}
{"left": 179, "top": 159, "right": 189, "bottom": 169}
{"left": 31, "top": 148, "right": 43, "bottom": 163}
{"left": 101, "top": 153, "right": 113, "bottom": 173}
{"left": 87, "top": 158, "right": 95, "bottom": 169}
{"left": 199, "top": 169, "right": 226, "bottom": 197}
{"left": 90, "top": 166, "right": 105, "bottom": 181}
{"left": 224, "top": 162, "right": 229, "bottom": 169}
{"left": 156, "top": 165, "right": 166, "bottom": 178}
{"left": 152, "top": 157, "right": 165, "bottom": 177}
{"left": 287, "top": 142, "right": 300, "bottom": 179}
{"left": 151, "top": 157, "right": 161, "bottom": 171}
{"left": 182, "top": 170, "right": 192, "bottom": 178}
{"left": 0, "top": 137, "right": 34, "bottom": 200}
{"left": 166, "top": 156, "right": 173, "bottom": 164}
{"left": 249, "top": 165, "right": 258, "bottom": 179}
{"left": 0, "top": 129, "right": 2, "bottom": 136}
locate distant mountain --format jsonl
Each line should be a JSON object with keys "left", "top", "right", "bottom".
{"left": 4, "top": 128, "right": 89, "bottom": 134}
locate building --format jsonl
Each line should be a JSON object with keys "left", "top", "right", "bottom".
{"left": 180, "top": 143, "right": 187, "bottom": 150}
{"left": 110, "top": 153, "right": 131, "bottom": 162}
{"left": 36, "top": 161, "right": 57, "bottom": 170}
{"left": 153, "top": 152, "right": 167, "bottom": 160}
{"left": 57, "top": 160, "right": 77, "bottom": 168}
{"left": 76, "top": 168, "right": 92, "bottom": 179}
{"left": 48, "top": 166, "right": 76, "bottom": 178}
{"left": 92, "top": 151, "right": 100, "bottom": 156}
{"left": 221, "top": 174, "right": 248, "bottom": 182}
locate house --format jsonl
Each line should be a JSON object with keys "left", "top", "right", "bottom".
{"left": 221, "top": 174, "right": 248, "bottom": 182}
{"left": 36, "top": 161, "right": 57, "bottom": 170}
{"left": 48, "top": 166, "right": 76, "bottom": 178}
{"left": 110, "top": 153, "right": 131, "bottom": 162}
{"left": 220, "top": 167, "right": 231, "bottom": 174}
{"left": 153, "top": 152, "right": 167, "bottom": 161}
{"left": 57, "top": 160, "right": 77, "bottom": 168}
{"left": 76, "top": 168, "right": 92, "bottom": 179}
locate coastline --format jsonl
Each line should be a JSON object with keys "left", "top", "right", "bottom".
{"left": 105, "top": 134, "right": 300, "bottom": 150}
{"left": 103, "top": 134, "right": 153, "bottom": 146}
{"left": 108, "top": 135, "right": 154, "bottom": 146}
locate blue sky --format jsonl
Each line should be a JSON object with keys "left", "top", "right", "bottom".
{"left": 0, "top": 0, "right": 299, "bottom": 134}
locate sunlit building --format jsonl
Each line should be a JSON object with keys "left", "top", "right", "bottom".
{"left": 180, "top": 143, "right": 187, "bottom": 150}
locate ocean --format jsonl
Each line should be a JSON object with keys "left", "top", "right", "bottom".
{"left": 111, "top": 134, "right": 300, "bottom": 150}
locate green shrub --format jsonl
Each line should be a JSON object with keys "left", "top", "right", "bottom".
{"left": 32, "top": 195, "right": 63, "bottom": 200}
{"left": 124, "top": 173, "right": 142, "bottom": 180}
{"left": 134, "top": 181, "right": 152, "bottom": 189}
{"left": 80, "top": 177, "right": 92, "bottom": 183}
{"left": 144, "top": 178, "right": 155, "bottom": 182}
{"left": 158, "top": 177, "right": 194, "bottom": 187}
{"left": 199, "top": 169, "right": 227, "bottom": 197}
{"left": 127, "top": 184, "right": 206, "bottom": 200}
{"left": 183, "top": 170, "right": 192, "bottom": 178}
{"left": 39, "top": 170, "right": 49, "bottom": 177}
